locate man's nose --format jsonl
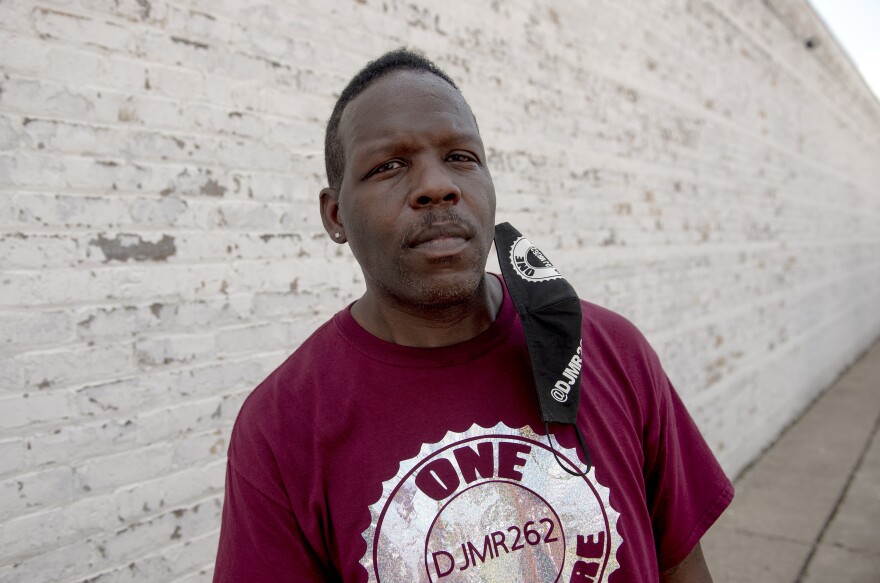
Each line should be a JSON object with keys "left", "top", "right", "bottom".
{"left": 409, "top": 159, "right": 462, "bottom": 208}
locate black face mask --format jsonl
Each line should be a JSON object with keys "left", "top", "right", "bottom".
{"left": 494, "top": 222, "right": 592, "bottom": 476}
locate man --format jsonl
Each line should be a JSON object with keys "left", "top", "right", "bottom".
{"left": 214, "top": 49, "right": 733, "bottom": 582}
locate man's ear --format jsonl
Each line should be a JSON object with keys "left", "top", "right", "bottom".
{"left": 319, "top": 187, "right": 347, "bottom": 244}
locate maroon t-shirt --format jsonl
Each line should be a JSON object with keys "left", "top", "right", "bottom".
{"left": 214, "top": 282, "right": 733, "bottom": 582}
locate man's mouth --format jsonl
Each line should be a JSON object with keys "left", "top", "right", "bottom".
{"left": 411, "top": 235, "right": 468, "bottom": 252}
{"left": 407, "top": 223, "right": 472, "bottom": 250}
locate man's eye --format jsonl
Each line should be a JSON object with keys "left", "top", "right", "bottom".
{"left": 447, "top": 153, "right": 477, "bottom": 163}
{"left": 374, "top": 161, "right": 404, "bottom": 174}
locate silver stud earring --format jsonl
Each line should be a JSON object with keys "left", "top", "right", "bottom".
{"left": 334, "top": 233, "right": 342, "bottom": 239}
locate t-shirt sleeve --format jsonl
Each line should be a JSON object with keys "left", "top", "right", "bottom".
{"left": 643, "top": 370, "right": 734, "bottom": 571}
{"left": 213, "top": 379, "right": 338, "bottom": 583}
{"left": 213, "top": 462, "right": 336, "bottom": 582}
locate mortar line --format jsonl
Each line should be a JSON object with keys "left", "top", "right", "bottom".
{"left": 794, "top": 401, "right": 880, "bottom": 582}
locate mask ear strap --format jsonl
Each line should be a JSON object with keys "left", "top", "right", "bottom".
{"left": 545, "top": 421, "right": 593, "bottom": 477}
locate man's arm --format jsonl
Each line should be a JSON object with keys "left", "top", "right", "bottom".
{"left": 213, "top": 461, "right": 336, "bottom": 582}
{"left": 659, "top": 542, "right": 713, "bottom": 583}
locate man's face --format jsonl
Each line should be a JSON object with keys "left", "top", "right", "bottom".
{"left": 325, "top": 69, "right": 496, "bottom": 308}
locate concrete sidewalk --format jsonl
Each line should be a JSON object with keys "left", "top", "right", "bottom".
{"left": 702, "top": 339, "right": 880, "bottom": 582}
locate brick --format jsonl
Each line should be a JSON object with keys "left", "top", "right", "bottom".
{"left": 0, "top": 34, "right": 51, "bottom": 76}
{"left": 75, "top": 304, "right": 157, "bottom": 341}
{"left": 17, "top": 342, "right": 135, "bottom": 389}
{"left": 0, "top": 438, "right": 27, "bottom": 477}
{"left": 213, "top": 321, "right": 293, "bottom": 355}
{"left": 11, "top": 404, "right": 221, "bottom": 473}
{"left": 12, "top": 192, "right": 142, "bottom": 229}
{"left": 74, "top": 442, "right": 175, "bottom": 494}
{"left": 170, "top": 565, "right": 214, "bottom": 583}
{"left": 134, "top": 332, "right": 216, "bottom": 367}
{"left": 0, "top": 190, "right": 13, "bottom": 228}
{"left": 39, "top": 44, "right": 107, "bottom": 88}
{"left": 139, "top": 399, "right": 226, "bottom": 446}
{"left": 0, "top": 540, "right": 98, "bottom": 583}
{"left": 79, "top": 0, "right": 157, "bottom": 23}
{"left": 0, "top": 232, "right": 83, "bottom": 269}
{"left": 115, "top": 460, "right": 226, "bottom": 523}
{"left": 158, "top": 529, "right": 221, "bottom": 581}
{"left": 0, "top": 116, "right": 17, "bottom": 151}
{"left": 99, "top": 495, "right": 223, "bottom": 564}
{"left": 252, "top": 290, "right": 313, "bottom": 318}
{"left": 0, "top": 309, "right": 73, "bottom": 349}
{"left": 30, "top": 415, "right": 143, "bottom": 467}
{"left": 0, "top": 494, "right": 115, "bottom": 559}
{"left": 143, "top": 64, "right": 207, "bottom": 101}
{"left": 0, "top": 465, "right": 75, "bottom": 521}
{"left": 33, "top": 7, "right": 136, "bottom": 53}
{"left": 73, "top": 528, "right": 220, "bottom": 583}
{"left": 171, "top": 428, "right": 227, "bottom": 469}
{"left": 73, "top": 356, "right": 275, "bottom": 419}
{"left": 0, "top": 263, "right": 234, "bottom": 307}
{"left": 0, "top": 390, "right": 71, "bottom": 429}
{"left": 30, "top": 392, "right": 241, "bottom": 473}
{"left": 151, "top": 297, "right": 251, "bottom": 329}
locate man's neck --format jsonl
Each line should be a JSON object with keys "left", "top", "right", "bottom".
{"left": 350, "top": 274, "right": 504, "bottom": 348}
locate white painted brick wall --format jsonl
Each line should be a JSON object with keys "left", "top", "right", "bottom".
{"left": 2, "top": 0, "right": 879, "bottom": 580}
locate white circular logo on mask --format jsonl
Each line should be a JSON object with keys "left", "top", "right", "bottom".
{"left": 360, "top": 424, "right": 621, "bottom": 582}
{"left": 510, "top": 237, "right": 562, "bottom": 282}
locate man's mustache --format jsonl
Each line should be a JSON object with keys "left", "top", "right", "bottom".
{"left": 401, "top": 210, "right": 478, "bottom": 248}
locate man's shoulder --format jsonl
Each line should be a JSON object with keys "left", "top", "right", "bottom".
{"left": 579, "top": 299, "right": 666, "bottom": 387}
{"left": 223, "top": 311, "right": 353, "bottom": 501}
{"left": 267, "top": 311, "right": 343, "bottom": 377}
{"left": 231, "top": 309, "right": 350, "bottom": 428}
{"left": 580, "top": 300, "right": 652, "bottom": 349}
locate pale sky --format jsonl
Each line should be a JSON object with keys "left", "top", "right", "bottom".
{"left": 809, "top": 0, "right": 880, "bottom": 99}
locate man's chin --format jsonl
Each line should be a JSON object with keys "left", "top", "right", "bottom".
{"left": 399, "top": 270, "right": 487, "bottom": 309}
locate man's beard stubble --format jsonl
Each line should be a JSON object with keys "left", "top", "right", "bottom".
{"left": 391, "top": 209, "right": 492, "bottom": 310}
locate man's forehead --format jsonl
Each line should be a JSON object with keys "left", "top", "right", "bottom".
{"left": 345, "top": 68, "right": 466, "bottom": 112}
{"left": 339, "top": 69, "right": 476, "bottom": 147}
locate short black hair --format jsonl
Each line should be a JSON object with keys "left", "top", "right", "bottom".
{"left": 323, "top": 48, "right": 460, "bottom": 192}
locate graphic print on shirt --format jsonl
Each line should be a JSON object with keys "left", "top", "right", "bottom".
{"left": 360, "top": 424, "right": 622, "bottom": 582}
